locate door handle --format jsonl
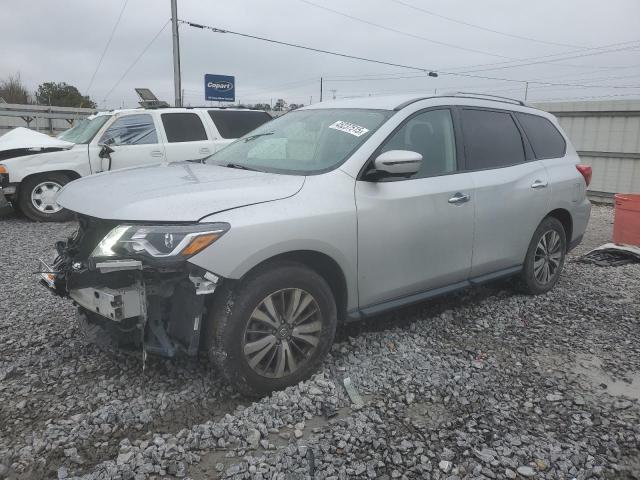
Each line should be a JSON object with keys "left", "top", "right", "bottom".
{"left": 199, "top": 147, "right": 211, "bottom": 154}
{"left": 531, "top": 180, "right": 548, "bottom": 189}
{"left": 150, "top": 150, "right": 164, "bottom": 158}
{"left": 448, "top": 192, "right": 470, "bottom": 204}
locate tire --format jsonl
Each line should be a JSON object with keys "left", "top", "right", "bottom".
{"left": 18, "top": 173, "right": 73, "bottom": 222}
{"left": 206, "top": 261, "right": 337, "bottom": 396}
{"left": 518, "top": 217, "right": 567, "bottom": 295}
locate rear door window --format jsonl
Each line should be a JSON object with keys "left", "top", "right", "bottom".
{"left": 99, "top": 114, "right": 157, "bottom": 146}
{"left": 461, "top": 109, "right": 525, "bottom": 170}
{"left": 161, "top": 113, "right": 208, "bottom": 143}
{"left": 208, "top": 110, "right": 272, "bottom": 139}
{"left": 516, "top": 113, "right": 566, "bottom": 159}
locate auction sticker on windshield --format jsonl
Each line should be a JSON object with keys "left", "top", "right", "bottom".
{"left": 329, "top": 120, "right": 370, "bottom": 137}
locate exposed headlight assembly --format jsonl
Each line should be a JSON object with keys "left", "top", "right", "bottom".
{"left": 91, "top": 223, "right": 229, "bottom": 259}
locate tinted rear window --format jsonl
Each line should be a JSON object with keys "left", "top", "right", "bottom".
{"left": 208, "top": 110, "right": 272, "bottom": 139}
{"left": 461, "top": 109, "right": 525, "bottom": 170}
{"left": 161, "top": 113, "right": 208, "bottom": 142}
{"left": 516, "top": 112, "right": 566, "bottom": 159}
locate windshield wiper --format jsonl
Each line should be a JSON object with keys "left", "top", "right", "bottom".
{"left": 224, "top": 163, "right": 260, "bottom": 171}
{"left": 242, "top": 132, "right": 274, "bottom": 142}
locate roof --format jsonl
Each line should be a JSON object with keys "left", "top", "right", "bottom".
{"left": 96, "top": 106, "right": 267, "bottom": 115}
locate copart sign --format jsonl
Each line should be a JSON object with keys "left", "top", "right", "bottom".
{"left": 205, "top": 74, "right": 235, "bottom": 102}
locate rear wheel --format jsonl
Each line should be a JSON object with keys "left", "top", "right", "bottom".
{"left": 519, "top": 217, "right": 567, "bottom": 295}
{"left": 206, "top": 261, "right": 337, "bottom": 396}
{"left": 19, "top": 173, "right": 73, "bottom": 222}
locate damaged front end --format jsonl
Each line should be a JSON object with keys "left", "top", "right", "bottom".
{"left": 39, "top": 215, "right": 228, "bottom": 358}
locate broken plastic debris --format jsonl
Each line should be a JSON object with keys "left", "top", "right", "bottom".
{"left": 580, "top": 243, "right": 640, "bottom": 266}
{"left": 343, "top": 377, "right": 365, "bottom": 409}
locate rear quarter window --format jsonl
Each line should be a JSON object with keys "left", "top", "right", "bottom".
{"left": 516, "top": 112, "right": 566, "bottom": 159}
{"left": 208, "top": 110, "right": 272, "bottom": 139}
{"left": 161, "top": 113, "right": 208, "bottom": 143}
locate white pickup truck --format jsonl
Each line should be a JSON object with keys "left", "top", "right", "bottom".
{"left": 0, "top": 107, "right": 272, "bottom": 221}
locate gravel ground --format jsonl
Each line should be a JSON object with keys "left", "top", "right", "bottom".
{"left": 0, "top": 204, "right": 638, "bottom": 480}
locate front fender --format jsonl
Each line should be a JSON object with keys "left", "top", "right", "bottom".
{"left": 1, "top": 147, "right": 90, "bottom": 183}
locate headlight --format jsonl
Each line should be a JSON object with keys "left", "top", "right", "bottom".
{"left": 91, "top": 223, "right": 229, "bottom": 259}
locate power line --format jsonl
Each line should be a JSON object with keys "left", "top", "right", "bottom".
{"left": 179, "top": 19, "right": 640, "bottom": 91}
{"left": 390, "top": 0, "right": 582, "bottom": 49}
{"left": 448, "top": 40, "right": 640, "bottom": 74}
{"left": 324, "top": 73, "right": 640, "bottom": 89}
{"left": 179, "top": 19, "right": 439, "bottom": 74}
{"left": 86, "top": 0, "right": 129, "bottom": 94}
{"left": 297, "top": 0, "right": 639, "bottom": 73}
{"left": 296, "top": 0, "right": 515, "bottom": 60}
{"left": 458, "top": 43, "right": 640, "bottom": 74}
{"left": 103, "top": 20, "right": 170, "bottom": 103}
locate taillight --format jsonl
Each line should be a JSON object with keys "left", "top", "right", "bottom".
{"left": 576, "top": 164, "right": 592, "bottom": 187}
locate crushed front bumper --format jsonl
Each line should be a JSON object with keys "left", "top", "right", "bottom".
{"left": 39, "top": 251, "right": 220, "bottom": 358}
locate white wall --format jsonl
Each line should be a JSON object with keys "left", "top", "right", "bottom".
{"left": 534, "top": 100, "right": 640, "bottom": 197}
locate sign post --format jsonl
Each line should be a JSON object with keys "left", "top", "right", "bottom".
{"left": 205, "top": 74, "right": 235, "bottom": 102}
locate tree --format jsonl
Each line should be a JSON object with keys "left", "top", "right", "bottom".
{"left": 252, "top": 103, "right": 271, "bottom": 111}
{"left": 36, "top": 82, "right": 96, "bottom": 108}
{"left": 273, "top": 98, "right": 287, "bottom": 112}
{"left": 0, "top": 74, "right": 31, "bottom": 104}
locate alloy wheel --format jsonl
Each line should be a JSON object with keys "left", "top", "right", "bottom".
{"left": 242, "top": 288, "right": 322, "bottom": 378}
{"left": 534, "top": 230, "right": 563, "bottom": 284}
{"left": 31, "top": 181, "right": 63, "bottom": 213}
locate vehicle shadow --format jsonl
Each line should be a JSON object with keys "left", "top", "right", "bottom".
{"left": 336, "top": 279, "right": 512, "bottom": 342}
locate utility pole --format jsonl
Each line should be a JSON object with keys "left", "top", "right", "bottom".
{"left": 524, "top": 82, "right": 529, "bottom": 102}
{"left": 170, "top": 0, "right": 182, "bottom": 107}
{"left": 320, "top": 77, "right": 323, "bottom": 102}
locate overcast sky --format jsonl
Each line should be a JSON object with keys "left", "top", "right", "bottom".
{"left": 3, "top": 0, "right": 639, "bottom": 109}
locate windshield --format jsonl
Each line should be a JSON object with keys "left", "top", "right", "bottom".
{"left": 206, "top": 108, "right": 393, "bottom": 174}
{"left": 58, "top": 115, "right": 112, "bottom": 144}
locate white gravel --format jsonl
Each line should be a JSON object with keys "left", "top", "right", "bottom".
{"left": 0, "top": 204, "right": 638, "bottom": 480}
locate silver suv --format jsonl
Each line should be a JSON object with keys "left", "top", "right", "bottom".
{"left": 41, "top": 94, "right": 592, "bottom": 395}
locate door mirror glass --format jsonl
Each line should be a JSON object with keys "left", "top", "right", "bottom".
{"left": 373, "top": 150, "right": 423, "bottom": 175}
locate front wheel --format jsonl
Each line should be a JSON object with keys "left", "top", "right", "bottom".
{"left": 519, "top": 217, "right": 567, "bottom": 295}
{"left": 18, "top": 173, "right": 73, "bottom": 222}
{"left": 206, "top": 261, "right": 337, "bottom": 396}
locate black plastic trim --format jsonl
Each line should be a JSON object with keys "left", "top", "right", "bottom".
{"left": 568, "top": 234, "right": 584, "bottom": 252}
{"left": 346, "top": 264, "right": 523, "bottom": 321}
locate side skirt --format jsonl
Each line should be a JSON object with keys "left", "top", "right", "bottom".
{"left": 346, "top": 265, "right": 522, "bottom": 322}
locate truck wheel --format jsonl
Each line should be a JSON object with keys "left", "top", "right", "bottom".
{"left": 19, "top": 173, "right": 73, "bottom": 222}
{"left": 518, "top": 217, "right": 567, "bottom": 295}
{"left": 206, "top": 261, "right": 337, "bottom": 396}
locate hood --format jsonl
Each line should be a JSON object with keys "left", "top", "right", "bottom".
{"left": 0, "top": 127, "right": 74, "bottom": 153}
{"left": 56, "top": 162, "right": 305, "bottom": 222}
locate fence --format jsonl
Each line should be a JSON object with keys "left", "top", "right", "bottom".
{"left": 534, "top": 99, "right": 640, "bottom": 201}
{"left": 0, "top": 103, "right": 97, "bottom": 137}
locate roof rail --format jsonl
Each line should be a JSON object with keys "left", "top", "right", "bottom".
{"left": 450, "top": 92, "right": 526, "bottom": 106}
{"left": 393, "top": 92, "right": 528, "bottom": 111}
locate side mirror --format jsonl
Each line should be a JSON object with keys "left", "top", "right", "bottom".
{"left": 98, "top": 144, "right": 114, "bottom": 159}
{"left": 373, "top": 150, "right": 423, "bottom": 175}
